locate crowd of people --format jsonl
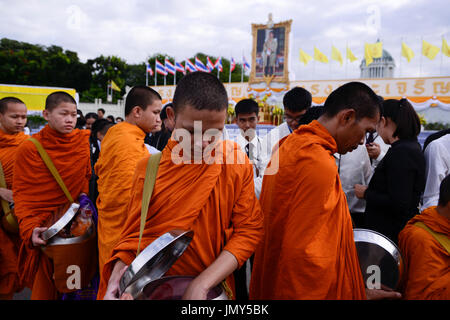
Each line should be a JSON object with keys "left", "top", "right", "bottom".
{"left": 0, "top": 71, "right": 448, "bottom": 301}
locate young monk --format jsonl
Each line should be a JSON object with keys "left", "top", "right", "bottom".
{"left": 250, "top": 82, "right": 401, "bottom": 300}
{"left": 13, "top": 92, "right": 91, "bottom": 300}
{"left": 0, "top": 97, "right": 28, "bottom": 299}
{"left": 98, "top": 72, "right": 263, "bottom": 300}
{"left": 95, "top": 86, "right": 162, "bottom": 278}
{"left": 398, "top": 174, "right": 450, "bottom": 300}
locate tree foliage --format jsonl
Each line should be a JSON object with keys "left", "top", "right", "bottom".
{"left": 0, "top": 38, "right": 249, "bottom": 103}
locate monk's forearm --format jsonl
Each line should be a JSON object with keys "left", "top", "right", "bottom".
{"left": 195, "top": 250, "right": 238, "bottom": 292}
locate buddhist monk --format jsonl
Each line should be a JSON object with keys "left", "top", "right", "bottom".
{"left": 0, "top": 97, "right": 28, "bottom": 299}
{"left": 98, "top": 72, "right": 263, "bottom": 300}
{"left": 398, "top": 174, "right": 450, "bottom": 300}
{"left": 13, "top": 92, "right": 91, "bottom": 299}
{"left": 250, "top": 82, "right": 402, "bottom": 300}
{"left": 95, "top": 86, "right": 162, "bottom": 278}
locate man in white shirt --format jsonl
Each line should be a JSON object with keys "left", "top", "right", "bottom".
{"left": 260, "top": 87, "right": 312, "bottom": 173}
{"left": 422, "top": 133, "right": 450, "bottom": 210}
{"left": 233, "top": 98, "right": 265, "bottom": 199}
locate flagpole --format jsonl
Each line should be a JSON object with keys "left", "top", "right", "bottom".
{"left": 440, "top": 35, "right": 444, "bottom": 76}
{"left": 345, "top": 42, "right": 348, "bottom": 79}
{"left": 241, "top": 52, "right": 244, "bottom": 83}
{"left": 229, "top": 55, "right": 232, "bottom": 83}
{"left": 155, "top": 60, "right": 157, "bottom": 86}
{"left": 146, "top": 63, "right": 148, "bottom": 86}
{"left": 419, "top": 36, "right": 423, "bottom": 77}
{"left": 399, "top": 37, "right": 403, "bottom": 78}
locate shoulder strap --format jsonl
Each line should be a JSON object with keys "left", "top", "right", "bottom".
{"left": 28, "top": 137, "right": 74, "bottom": 203}
{"left": 414, "top": 221, "right": 450, "bottom": 254}
{"left": 136, "top": 152, "right": 162, "bottom": 256}
{"left": 0, "top": 161, "right": 11, "bottom": 214}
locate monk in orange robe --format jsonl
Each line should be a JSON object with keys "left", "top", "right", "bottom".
{"left": 95, "top": 86, "right": 162, "bottom": 278}
{"left": 13, "top": 92, "right": 91, "bottom": 300}
{"left": 250, "top": 82, "right": 402, "bottom": 300}
{"left": 0, "top": 97, "right": 28, "bottom": 299}
{"left": 98, "top": 72, "right": 263, "bottom": 300}
{"left": 398, "top": 174, "right": 450, "bottom": 300}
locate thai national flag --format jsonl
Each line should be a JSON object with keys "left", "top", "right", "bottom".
{"left": 243, "top": 56, "right": 251, "bottom": 71}
{"left": 185, "top": 59, "right": 197, "bottom": 72}
{"left": 230, "top": 57, "right": 236, "bottom": 72}
{"left": 155, "top": 59, "right": 167, "bottom": 75}
{"left": 195, "top": 57, "right": 209, "bottom": 72}
{"left": 175, "top": 61, "right": 185, "bottom": 74}
{"left": 214, "top": 57, "right": 223, "bottom": 72}
{"left": 146, "top": 62, "right": 154, "bottom": 76}
{"left": 206, "top": 57, "right": 215, "bottom": 72}
{"left": 165, "top": 59, "right": 176, "bottom": 75}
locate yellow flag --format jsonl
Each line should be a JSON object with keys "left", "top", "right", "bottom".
{"left": 111, "top": 80, "right": 121, "bottom": 92}
{"left": 314, "top": 47, "right": 329, "bottom": 63}
{"left": 346, "top": 46, "right": 358, "bottom": 62}
{"left": 401, "top": 41, "right": 414, "bottom": 62}
{"left": 299, "top": 49, "right": 312, "bottom": 65}
{"left": 331, "top": 46, "right": 343, "bottom": 66}
{"left": 442, "top": 38, "right": 450, "bottom": 58}
{"left": 422, "top": 40, "right": 440, "bottom": 60}
{"left": 364, "top": 43, "right": 373, "bottom": 66}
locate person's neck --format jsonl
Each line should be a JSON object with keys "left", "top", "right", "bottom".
{"left": 389, "top": 135, "right": 400, "bottom": 144}
{"left": 317, "top": 116, "right": 337, "bottom": 138}
{"left": 0, "top": 124, "right": 17, "bottom": 136}
{"left": 436, "top": 205, "right": 450, "bottom": 220}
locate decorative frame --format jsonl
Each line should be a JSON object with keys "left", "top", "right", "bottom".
{"left": 250, "top": 19, "right": 292, "bottom": 85}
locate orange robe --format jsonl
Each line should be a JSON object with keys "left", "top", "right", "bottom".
{"left": 94, "top": 122, "right": 151, "bottom": 277}
{"left": 398, "top": 206, "right": 450, "bottom": 300}
{"left": 0, "top": 129, "right": 28, "bottom": 299}
{"left": 250, "top": 120, "right": 366, "bottom": 300}
{"left": 97, "top": 139, "right": 263, "bottom": 299}
{"left": 13, "top": 125, "right": 91, "bottom": 299}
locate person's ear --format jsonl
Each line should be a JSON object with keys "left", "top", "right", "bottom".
{"left": 131, "top": 106, "right": 143, "bottom": 118}
{"left": 166, "top": 106, "right": 175, "bottom": 123}
{"left": 42, "top": 109, "right": 50, "bottom": 121}
{"left": 338, "top": 109, "right": 356, "bottom": 126}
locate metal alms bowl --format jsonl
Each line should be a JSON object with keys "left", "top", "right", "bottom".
{"left": 41, "top": 202, "right": 80, "bottom": 241}
{"left": 119, "top": 229, "right": 194, "bottom": 298}
{"left": 353, "top": 228, "right": 404, "bottom": 290}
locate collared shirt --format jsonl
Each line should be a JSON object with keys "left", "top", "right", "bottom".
{"left": 422, "top": 134, "right": 450, "bottom": 210}
{"left": 235, "top": 133, "right": 265, "bottom": 199}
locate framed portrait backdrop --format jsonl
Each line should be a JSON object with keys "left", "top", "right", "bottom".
{"left": 250, "top": 19, "right": 292, "bottom": 84}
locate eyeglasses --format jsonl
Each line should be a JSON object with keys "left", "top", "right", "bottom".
{"left": 283, "top": 114, "right": 304, "bottom": 123}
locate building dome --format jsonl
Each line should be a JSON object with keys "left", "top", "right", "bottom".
{"left": 360, "top": 49, "right": 396, "bottom": 79}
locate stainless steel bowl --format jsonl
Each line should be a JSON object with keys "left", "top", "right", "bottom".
{"left": 45, "top": 223, "right": 94, "bottom": 246}
{"left": 41, "top": 202, "right": 80, "bottom": 241}
{"left": 353, "top": 228, "right": 403, "bottom": 290}
{"left": 119, "top": 229, "right": 194, "bottom": 298}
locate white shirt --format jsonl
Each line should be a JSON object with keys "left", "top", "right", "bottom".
{"left": 145, "top": 144, "right": 161, "bottom": 155}
{"left": 335, "top": 145, "right": 373, "bottom": 213}
{"left": 234, "top": 133, "right": 265, "bottom": 199}
{"left": 371, "top": 135, "right": 390, "bottom": 170}
{"left": 422, "top": 134, "right": 450, "bottom": 210}
{"left": 259, "top": 122, "right": 292, "bottom": 177}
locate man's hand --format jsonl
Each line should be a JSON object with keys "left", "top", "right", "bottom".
{"left": 366, "top": 287, "right": 402, "bottom": 300}
{"left": 31, "top": 227, "right": 48, "bottom": 247}
{"left": 103, "top": 260, "right": 129, "bottom": 300}
{"left": 366, "top": 142, "right": 381, "bottom": 160}
{"left": 354, "top": 184, "right": 368, "bottom": 199}
{"left": 0, "top": 188, "right": 13, "bottom": 203}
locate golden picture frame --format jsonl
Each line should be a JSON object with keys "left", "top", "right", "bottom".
{"left": 250, "top": 19, "right": 292, "bottom": 85}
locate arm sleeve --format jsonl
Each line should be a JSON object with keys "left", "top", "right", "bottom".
{"left": 223, "top": 164, "right": 264, "bottom": 267}
{"left": 422, "top": 141, "right": 446, "bottom": 210}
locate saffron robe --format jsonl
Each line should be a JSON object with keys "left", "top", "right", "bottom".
{"left": 13, "top": 125, "right": 90, "bottom": 299}
{"left": 250, "top": 120, "right": 366, "bottom": 300}
{"left": 398, "top": 206, "right": 449, "bottom": 300}
{"left": 97, "top": 139, "right": 263, "bottom": 299}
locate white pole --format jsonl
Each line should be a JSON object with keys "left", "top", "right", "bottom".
{"left": 419, "top": 36, "right": 423, "bottom": 77}
{"left": 146, "top": 63, "right": 148, "bottom": 86}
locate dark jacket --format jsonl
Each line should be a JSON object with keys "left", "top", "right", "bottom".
{"left": 364, "top": 139, "right": 426, "bottom": 244}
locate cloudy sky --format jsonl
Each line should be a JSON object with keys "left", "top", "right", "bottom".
{"left": 1, "top": 0, "right": 449, "bottom": 81}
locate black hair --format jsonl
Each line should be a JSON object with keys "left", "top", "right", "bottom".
{"left": 85, "top": 112, "right": 99, "bottom": 120}
{"left": 283, "top": 87, "right": 312, "bottom": 112}
{"left": 0, "top": 97, "right": 25, "bottom": 114}
{"left": 115, "top": 117, "right": 124, "bottom": 122}
{"left": 76, "top": 109, "right": 86, "bottom": 129}
{"left": 438, "top": 174, "right": 450, "bottom": 206}
{"left": 161, "top": 103, "right": 173, "bottom": 121}
{"left": 382, "top": 99, "right": 421, "bottom": 140}
{"left": 124, "top": 85, "right": 162, "bottom": 117}
{"left": 45, "top": 91, "right": 77, "bottom": 111}
{"left": 172, "top": 72, "right": 228, "bottom": 113}
{"left": 97, "top": 108, "right": 105, "bottom": 114}
{"left": 323, "top": 82, "right": 381, "bottom": 120}
{"left": 298, "top": 106, "right": 325, "bottom": 125}
{"left": 235, "top": 99, "right": 259, "bottom": 116}
{"left": 106, "top": 115, "right": 115, "bottom": 123}
{"left": 91, "top": 118, "right": 114, "bottom": 139}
